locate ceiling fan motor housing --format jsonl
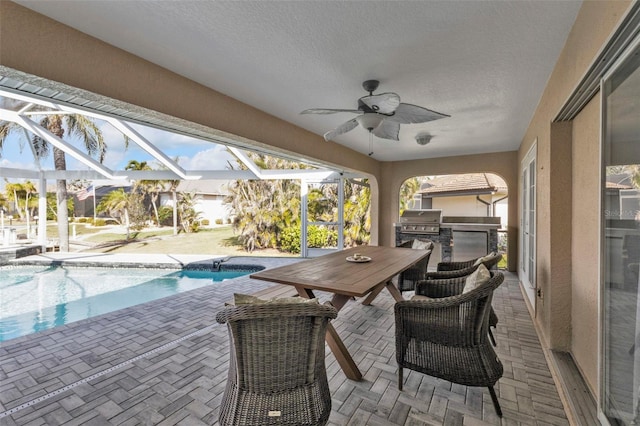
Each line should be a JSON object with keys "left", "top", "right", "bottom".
{"left": 362, "top": 80, "right": 380, "bottom": 94}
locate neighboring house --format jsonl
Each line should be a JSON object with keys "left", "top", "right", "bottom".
{"left": 606, "top": 173, "right": 640, "bottom": 220}
{"left": 74, "top": 181, "right": 232, "bottom": 225}
{"left": 159, "top": 180, "right": 231, "bottom": 225}
{"left": 411, "top": 173, "right": 509, "bottom": 228}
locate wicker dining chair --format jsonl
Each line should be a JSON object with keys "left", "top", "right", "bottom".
{"left": 216, "top": 302, "right": 338, "bottom": 426}
{"left": 395, "top": 271, "right": 505, "bottom": 416}
{"left": 397, "top": 238, "right": 435, "bottom": 292}
{"left": 425, "top": 252, "right": 503, "bottom": 345}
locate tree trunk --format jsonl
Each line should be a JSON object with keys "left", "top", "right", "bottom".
{"left": 172, "top": 190, "right": 178, "bottom": 235}
{"left": 13, "top": 189, "right": 23, "bottom": 219}
{"left": 124, "top": 208, "right": 130, "bottom": 240}
{"left": 53, "top": 147, "right": 70, "bottom": 252}
{"left": 151, "top": 193, "right": 160, "bottom": 226}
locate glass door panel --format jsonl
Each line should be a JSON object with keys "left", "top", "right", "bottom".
{"left": 521, "top": 143, "right": 537, "bottom": 310}
{"left": 601, "top": 37, "right": 640, "bottom": 425}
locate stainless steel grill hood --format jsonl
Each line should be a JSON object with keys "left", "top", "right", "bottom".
{"left": 398, "top": 209, "right": 442, "bottom": 234}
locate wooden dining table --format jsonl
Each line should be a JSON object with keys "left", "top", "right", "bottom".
{"left": 249, "top": 245, "right": 431, "bottom": 381}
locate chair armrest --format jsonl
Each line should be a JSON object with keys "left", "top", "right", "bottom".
{"left": 425, "top": 265, "right": 478, "bottom": 280}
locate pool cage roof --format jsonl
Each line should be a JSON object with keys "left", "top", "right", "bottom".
{"left": 0, "top": 70, "right": 361, "bottom": 185}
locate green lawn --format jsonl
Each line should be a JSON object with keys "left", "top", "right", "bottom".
{"left": 82, "top": 226, "right": 297, "bottom": 257}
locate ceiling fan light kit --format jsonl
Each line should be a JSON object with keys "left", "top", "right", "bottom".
{"left": 356, "top": 113, "right": 384, "bottom": 132}
{"left": 301, "top": 80, "right": 450, "bottom": 145}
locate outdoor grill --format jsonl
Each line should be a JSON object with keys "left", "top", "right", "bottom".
{"left": 398, "top": 209, "right": 442, "bottom": 234}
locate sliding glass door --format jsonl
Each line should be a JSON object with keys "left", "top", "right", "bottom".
{"left": 601, "top": 35, "right": 640, "bottom": 426}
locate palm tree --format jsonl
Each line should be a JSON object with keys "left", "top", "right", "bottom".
{"left": 5, "top": 181, "right": 37, "bottom": 220}
{"left": 167, "top": 178, "right": 180, "bottom": 235}
{"left": 126, "top": 160, "right": 166, "bottom": 227}
{"left": 0, "top": 114, "right": 119, "bottom": 251}
{"left": 96, "top": 188, "right": 131, "bottom": 239}
{"left": 399, "top": 177, "right": 421, "bottom": 214}
{"left": 224, "top": 153, "right": 305, "bottom": 252}
{"left": 343, "top": 180, "right": 371, "bottom": 247}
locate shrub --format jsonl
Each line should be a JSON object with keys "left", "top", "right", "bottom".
{"left": 157, "top": 206, "right": 174, "bottom": 227}
{"left": 77, "top": 217, "right": 88, "bottom": 223}
{"left": 277, "top": 225, "right": 339, "bottom": 254}
{"left": 93, "top": 218, "right": 106, "bottom": 227}
{"left": 308, "top": 226, "right": 338, "bottom": 248}
{"left": 278, "top": 227, "right": 301, "bottom": 253}
{"left": 215, "top": 218, "right": 223, "bottom": 225}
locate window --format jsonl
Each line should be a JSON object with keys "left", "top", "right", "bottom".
{"left": 601, "top": 35, "right": 640, "bottom": 426}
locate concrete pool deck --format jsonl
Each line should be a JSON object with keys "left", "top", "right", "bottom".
{"left": 0, "top": 255, "right": 569, "bottom": 425}
{"left": 7, "top": 252, "right": 301, "bottom": 270}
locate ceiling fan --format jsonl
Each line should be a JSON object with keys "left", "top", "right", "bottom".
{"left": 301, "top": 80, "right": 450, "bottom": 142}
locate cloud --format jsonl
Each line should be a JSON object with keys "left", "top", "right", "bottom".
{"left": 0, "top": 157, "right": 39, "bottom": 171}
{"left": 180, "top": 146, "right": 236, "bottom": 170}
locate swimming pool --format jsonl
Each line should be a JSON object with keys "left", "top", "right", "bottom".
{"left": 0, "top": 265, "right": 258, "bottom": 342}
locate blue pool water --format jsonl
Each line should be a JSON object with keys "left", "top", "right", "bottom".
{"left": 0, "top": 265, "right": 256, "bottom": 342}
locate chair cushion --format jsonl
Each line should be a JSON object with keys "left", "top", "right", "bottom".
{"left": 462, "top": 264, "right": 491, "bottom": 293}
{"left": 410, "top": 295, "right": 432, "bottom": 301}
{"left": 473, "top": 251, "right": 497, "bottom": 266}
{"left": 233, "top": 293, "right": 318, "bottom": 305}
{"left": 412, "top": 239, "right": 433, "bottom": 250}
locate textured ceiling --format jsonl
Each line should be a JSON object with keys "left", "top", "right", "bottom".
{"left": 15, "top": 0, "right": 582, "bottom": 161}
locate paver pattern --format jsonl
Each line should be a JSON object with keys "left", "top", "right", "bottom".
{"left": 0, "top": 257, "right": 568, "bottom": 425}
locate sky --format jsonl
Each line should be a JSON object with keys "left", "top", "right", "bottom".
{"left": 0, "top": 118, "right": 238, "bottom": 190}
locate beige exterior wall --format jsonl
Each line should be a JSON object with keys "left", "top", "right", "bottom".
{"left": 571, "top": 95, "right": 602, "bottom": 393}
{"left": 517, "top": 0, "right": 633, "bottom": 394}
{"left": 433, "top": 196, "right": 491, "bottom": 217}
{"left": 432, "top": 195, "right": 508, "bottom": 228}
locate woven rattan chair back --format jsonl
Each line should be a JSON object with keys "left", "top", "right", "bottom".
{"left": 397, "top": 238, "right": 435, "bottom": 292}
{"left": 216, "top": 302, "right": 337, "bottom": 426}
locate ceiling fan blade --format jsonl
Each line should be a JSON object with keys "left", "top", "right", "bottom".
{"left": 386, "top": 103, "right": 450, "bottom": 124}
{"left": 359, "top": 93, "right": 401, "bottom": 115}
{"left": 301, "top": 108, "right": 362, "bottom": 115}
{"left": 372, "top": 120, "right": 400, "bottom": 141}
{"left": 323, "top": 118, "right": 358, "bottom": 141}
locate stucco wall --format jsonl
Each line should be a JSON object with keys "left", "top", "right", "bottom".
{"left": 571, "top": 95, "right": 601, "bottom": 394}
{"left": 517, "top": 0, "right": 632, "bottom": 394}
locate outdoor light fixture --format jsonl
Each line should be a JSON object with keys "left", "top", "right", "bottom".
{"left": 415, "top": 133, "right": 433, "bottom": 145}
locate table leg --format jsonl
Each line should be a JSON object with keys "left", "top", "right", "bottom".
{"left": 325, "top": 322, "right": 362, "bottom": 380}
{"left": 362, "top": 280, "right": 405, "bottom": 305}
{"left": 384, "top": 281, "right": 405, "bottom": 302}
{"left": 295, "top": 287, "right": 363, "bottom": 381}
{"left": 361, "top": 282, "right": 386, "bottom": 306}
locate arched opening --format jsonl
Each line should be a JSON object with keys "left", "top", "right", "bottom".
{"left": 397, "top": 173, "right": 508, "bottom": 269}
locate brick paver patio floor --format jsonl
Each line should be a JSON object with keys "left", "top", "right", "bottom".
{"left": 0, "top": 257, "right": 568, "bottom": 425}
